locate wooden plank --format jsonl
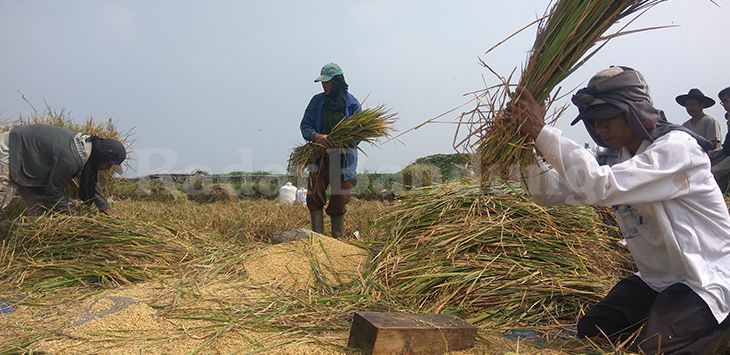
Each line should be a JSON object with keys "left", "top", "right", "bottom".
{"left": 347, "top": 311, "right": 477, "bottom": 355}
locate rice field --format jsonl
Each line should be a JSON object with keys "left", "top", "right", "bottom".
{"left": 0, "top": 184, "right": 634, "bottom": 354}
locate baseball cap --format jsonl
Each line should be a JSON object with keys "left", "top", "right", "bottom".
{"left": 314, "top": 62, "right": 344, "bottom": 82}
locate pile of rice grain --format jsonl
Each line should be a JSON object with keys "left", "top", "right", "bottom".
{"left": 243, "top": 235, "right": 367, "bottom": 291}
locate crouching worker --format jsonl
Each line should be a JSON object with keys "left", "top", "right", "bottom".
{"left": 0, "top": 124, "right": 126, "bottom": 215}
{"left": 513, "top": 67, "right": 730, "bottom": 353}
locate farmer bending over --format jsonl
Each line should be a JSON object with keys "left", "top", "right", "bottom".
{"left": 299, "top": 63, "right": 361, "bottom": 238}
{"left": 513, "top": 66, "right": 730, "bottom": 353}
{"left": 0, "top": 124, "right": 126, "bottom": 215}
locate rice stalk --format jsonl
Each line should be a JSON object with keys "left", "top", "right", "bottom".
{"left": 288, "top": 105, "right": 396, "bottom": 176}
{"left": 0, "top": 214, "right": 194, "bottom": 291}
{"left": 370, "top": 180, "right": 632, "bottom": 327}
{"left": 473, "top": 1, "right": 667, "bottom": 178}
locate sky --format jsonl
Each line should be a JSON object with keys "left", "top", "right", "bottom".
{"left": 0, "top": 1, "right": 728, "bottom": 177}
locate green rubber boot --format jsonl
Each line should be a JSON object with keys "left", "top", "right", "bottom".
{"left": 331, "top": 214, "right": 345, "bottom": 238}
{"left": 310, "top": 210, "right": 324, "bottom": 234}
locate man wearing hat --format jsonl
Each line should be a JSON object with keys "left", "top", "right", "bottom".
{"left": 299, "top": 63, "right": 361, "bottom": 238}
{"left": 513, "top": 66, "right": 730, "bottom": 353}
{"left": 0, "top": 124, "right": 126, "bottom": 215}
{"left": 678, "top": 88, "right": 721, "bottom": 150}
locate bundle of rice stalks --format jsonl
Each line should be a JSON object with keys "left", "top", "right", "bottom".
{"left": 151, "top": 187, "right": 187, "bottom": 202}
{"left": 401, "top": 163, "right": 441, "bottom": 189}
{"left": 132, "top": 179, "right": 188, "bottom": 202}
{"left": 372, "top": 180, "right": 632, "bottom": 326}
{"left": 0, "top": 214, "right": 193, "bottom": 291}
{"left": 288, "top": 106, "right": 396, "bottom": 176}
{"left": 471, "top": 1, "right": 666, "bottom": 178}
{"left": 190, "top": 183, "right": 238, "bottom": 203}
{"left": 105, "top": 178, "right": 139, "bottom": 199}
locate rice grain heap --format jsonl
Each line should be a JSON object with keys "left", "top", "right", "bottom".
{"left": 372, "top": 181, "right": 632, "bottom": 326}
{"left": 288, "top": 105, "right": 396, "bottom": 176}
{"left": 243, "top": 235, "right": 368, "bottom": 291}
{"left": 472, "top": 1, "right": 666, "bottom": 178}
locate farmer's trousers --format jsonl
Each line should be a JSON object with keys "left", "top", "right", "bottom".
{"left": 306, "top": 152, "right": 352, "bottom": 216}
{"left": 577, "top": 275, "right": 730, "bottom": 354}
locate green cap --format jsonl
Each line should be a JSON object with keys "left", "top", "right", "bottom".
{"left": 314, "top": 62, "right": 344, "bottom": 82}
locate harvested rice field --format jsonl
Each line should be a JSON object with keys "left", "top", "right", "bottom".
{"left": 0, "top": 182, "right": 635, "bottom": 354}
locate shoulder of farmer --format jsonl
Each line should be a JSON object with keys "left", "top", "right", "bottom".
{"left": 306, "top": 93, "right": 324, "bottom": 110}
{"left": 347, "top": 93, "right": 362, "bottom": 114}
{"left": 302, "top": 94, "right": 324, "bottom": 122}
{"left": 643, "top": 131, "right": 701, "bottom": 166}
{"left": 301, "top": 94, "right": 324, "bottom": 140}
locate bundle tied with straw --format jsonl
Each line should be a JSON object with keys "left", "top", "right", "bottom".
{"left": 475, "top": 0, "right": 667, "bottom": 179}
{"left": 288, "top": 105, "right": 396, "bottom": 176}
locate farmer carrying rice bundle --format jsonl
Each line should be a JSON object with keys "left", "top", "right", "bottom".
{"left": 299, "top": 63, "right": 361, "bottom": 238}
{"left": 514, "top": 66, "right": 730, "bottom": 353}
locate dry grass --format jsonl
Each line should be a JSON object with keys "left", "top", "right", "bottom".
{"left": 114, "top": 198, "right": 387, "bottom": 243}
{"left": 0, "top": 214, "right": 195, "bottom": 292}
{"left": 371, "top": 180, "right": 632, "bottom": 327}
{"left": 0, "top": 197, "right": 627, "bottom": 354}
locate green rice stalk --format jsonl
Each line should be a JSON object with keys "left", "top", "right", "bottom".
{"left": 0, "top": 214, "right": 193, "bottom": 292}
{"left": 478, "top": 1, "right": 666, "bottom": 177}
{"left": 288, "top": 105, "right": 397, "bottom": 176}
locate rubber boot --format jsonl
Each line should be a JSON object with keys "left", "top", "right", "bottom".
{"left": 310, "top": 210, "right": 324, "bottom": 234}
{"left": 331, "top": 214, "right": 345, "bottom": 238}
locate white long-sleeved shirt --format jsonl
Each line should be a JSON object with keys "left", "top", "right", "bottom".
{"left": 523, "top": 125, "right": 730, "bottom": 323}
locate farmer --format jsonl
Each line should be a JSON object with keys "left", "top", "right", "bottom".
{"left": 299, "top": 63, "right": 361, "bottom": 238}
{"left": 677, "top": 88, "right": 721, "bottom": 150}
{"left": 0, "top": 124, "right": 126, "bottom": 215}
{"left": 710, "top": 86, "right": 730, "bottom": 192}
{"left": 513, "top": 66, "right": 730, "bottom": 353}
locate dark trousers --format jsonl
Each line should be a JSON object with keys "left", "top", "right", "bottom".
{"left": 578, "top": 275, "right": 730, "bottom": 354}
{"left": 306, "top": 154, "right": 352, "bottom": 216}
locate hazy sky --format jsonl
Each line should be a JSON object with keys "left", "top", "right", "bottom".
{"left": 1, "top": 1, "right": 728, "bottom": 176}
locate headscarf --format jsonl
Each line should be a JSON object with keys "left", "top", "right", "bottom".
{"left": 571, "top": 66, "right": 713, "bottom": 152}
{"left": 79, "top": 137, "right": 126, "bottom": 204}
{"left": 323, "top": 74, "right": 349, "bottom": 112}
